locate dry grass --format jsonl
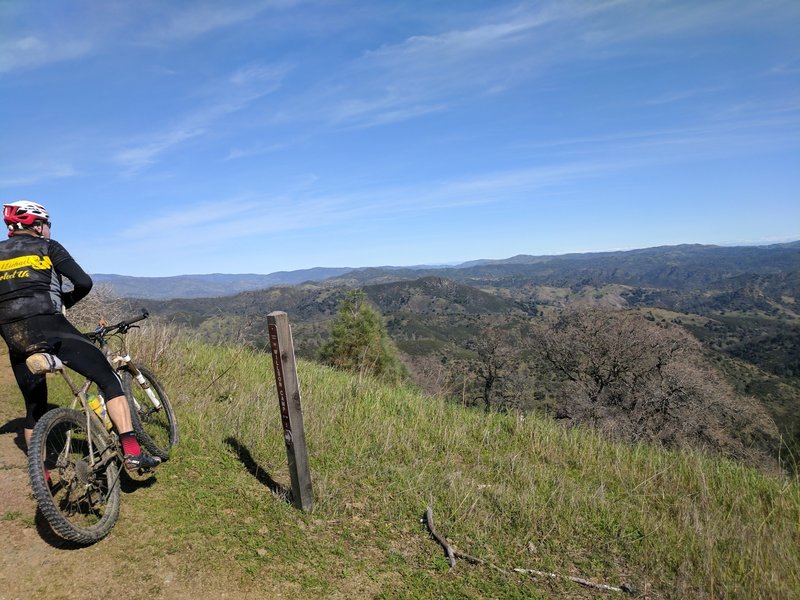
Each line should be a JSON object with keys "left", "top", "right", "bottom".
{"left": 9, "top": 321, "right": 798, "bottom": 598}
{"left": 123, "top": 325, "right": 800, "bottom": 599}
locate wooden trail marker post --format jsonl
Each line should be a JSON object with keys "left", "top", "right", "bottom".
{"left": 267, "top": 311, "right": 314, "bottom": 512}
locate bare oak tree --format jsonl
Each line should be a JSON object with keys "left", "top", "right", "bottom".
{"left": 531, "top": 307, "right": 781, "bottom": 471}
{"left": 448, "top": 327, "right": 533, "bottom": 413}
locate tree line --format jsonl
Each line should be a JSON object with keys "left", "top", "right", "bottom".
{"left": 320, "top": 290, "right": 784, "bottom": 473}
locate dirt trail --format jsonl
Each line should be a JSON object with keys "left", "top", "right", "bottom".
{"left": 0, "top": 356, "right": 52, "bottom": 584}
{"left": 0, "top": 361, "right": 109, "bottom": 600}
{"left": 0, "top": 355, "right": 252, "bottom": 600}
{"left": 0, "top": 412, "right": 51, "bottom": 596}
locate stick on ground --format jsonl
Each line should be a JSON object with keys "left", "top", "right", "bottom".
{"left": 421, "top": 505, "right": 634, "bottom": 594}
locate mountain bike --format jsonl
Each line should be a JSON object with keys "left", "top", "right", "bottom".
{"left": 25, "top": 311, "right": 176, "bottom": 544}
{"left": 87, "top": 310, "right": 178, "bottom": 461}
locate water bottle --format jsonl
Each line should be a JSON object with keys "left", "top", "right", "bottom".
{"left": 87, "top": 393, "right": 113, "bottom": 430}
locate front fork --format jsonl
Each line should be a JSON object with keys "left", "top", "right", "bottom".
{"left": 113, "top": 354, "right": 163, "bottom": 410}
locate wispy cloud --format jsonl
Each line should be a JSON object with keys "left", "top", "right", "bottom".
{"left": 225, "top": 141, "right": 291, "bottom": 161}
{"left": 0, "top": 2, "right": 132, "bottom": 73}
{"left": 0, "top": 160, "right": 77, "bottom": 187}
{"left": 0, "top": 1, "right": 298, "bottom": 74}
{"left": 119, "top": 157, "right": 627, "bottom": 248}
{"left": 305, "top": 7, "right": 562, "bottom": 128}
{"left": 0, "top": 35, "right": 92, "bottom": 73}
{"left": 768, "top": 61, "right": 800, "bottom": 76}
{"left": 114, "top": 127, "right": 206, "bottom": 172}
{"left": 116, "top": 95, "right": 800, "bottom": 247}
{"left": 644, "top": 87, "right": 724, "bottom": 106}
{"left": 137, "top": 1, "right": 295, "bottom": 45}
{"left": 515, "top": 110, "right": 800, "bottom": 165}
{"left": 102, "top": 157, "right": 615, "bottom": 272}
{"left": 575, "top": 0, "right": 799, "bottom": 45}
{"left": 117, "top": 195, "right": 335, "bottom": 256}
{"left": 328, "top": 97, "right": 448, "bottom": 129}
{"left": 113, "top": 63, "right": 289, "bottom": 171}
{"left": 293, "top": 0, "right": 800, "bottom": 130}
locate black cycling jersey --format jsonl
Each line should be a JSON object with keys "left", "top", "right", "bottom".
{"left": 0, "top": 232, "right": 122, "bottom": 429}
{"left": 0, "top": 234, "right": 92, "bottom": 323}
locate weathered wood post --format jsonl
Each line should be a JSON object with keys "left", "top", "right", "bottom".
{"left": 267, "top": 311, "right": 314, "bottom": 512}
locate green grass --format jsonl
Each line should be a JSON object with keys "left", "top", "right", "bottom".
{"left": 28, "top": 325, "right": 800, "bottom": 597}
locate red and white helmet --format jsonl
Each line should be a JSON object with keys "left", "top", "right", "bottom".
{"left": 3, "top": 200, "right": 50, "bottom": 235}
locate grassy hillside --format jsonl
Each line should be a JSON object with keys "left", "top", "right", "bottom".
{"left": 7, "top": 324, "right": 795, "bottom": 598}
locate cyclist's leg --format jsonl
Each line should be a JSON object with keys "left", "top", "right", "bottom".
{"left": 50, "top": 324, "right": 131, "bottom": 429}
{"left": 0, "top": 321, "right": 49, "bottom": 449}
{"left": 11, "top": 355, "right": 47, "bottom": 448}
{"left": 57, "top": 349, "right": 131, "bottom": 430}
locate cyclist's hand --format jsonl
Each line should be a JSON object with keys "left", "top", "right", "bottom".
{"left": 97, "top": 319, "right": 109, "bottom": 328}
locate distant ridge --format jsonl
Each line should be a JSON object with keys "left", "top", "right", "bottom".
{"left": 93, "top": 267, "right": 354, "bottom": 299}
{"left": 93, "top": 240, "right": 800, "bottom": 300}
{"left": 454, "top": 241, "right": 800, "bottom": 268}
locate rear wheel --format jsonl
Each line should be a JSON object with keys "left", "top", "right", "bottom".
{"left": 122, "top": 365, "right": 178, "bottom": 461}
{"left": 27, "top": 407, "right": 121, "bottom": 545}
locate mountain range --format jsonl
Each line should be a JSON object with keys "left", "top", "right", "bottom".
{"left": 92, "top": 267, "right": 353, "bottom": 299}
{"left": 95, "top": 240, "right": 800, "bottom": 300}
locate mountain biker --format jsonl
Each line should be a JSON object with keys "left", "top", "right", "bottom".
{"left": 0, "top": 200, "right": 160, "bottom": 471}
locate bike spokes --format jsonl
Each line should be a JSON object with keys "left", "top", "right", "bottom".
{"left": 29, "top": 408, "right": 121, "bottom": 544}
{"left": 45, "top": 420, "right": 113, "bottom": 527}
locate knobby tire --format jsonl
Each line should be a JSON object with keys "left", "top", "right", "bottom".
{"left": 27, "top": 407, "right": 121, "bottom": 545}
{"left": 122, "top": 365, "right": 178, "bottom": 461}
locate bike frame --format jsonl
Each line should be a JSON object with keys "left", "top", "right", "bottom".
{"left": 52, "top": 367, "right": 112, "bottom": 470}
{"left": 29, "top": 310, "right": 154, "bottom": 470}
{"left": 91, "top": 312, "right": 164, "bottom": 411}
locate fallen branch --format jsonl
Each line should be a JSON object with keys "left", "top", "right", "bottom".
{"left": 423, "top": 506, "right": 456, "bottom": 569}
{"left": 421, "top": 506, "right": 634, "bottom": 594}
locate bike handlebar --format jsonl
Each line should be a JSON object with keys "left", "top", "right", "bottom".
{"left": 86, "top": 309, "right": 149, "bottom": 341}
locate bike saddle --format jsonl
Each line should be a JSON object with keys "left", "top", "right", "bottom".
{"left": 25, "top": 353, "right": 64, "bottom": 374}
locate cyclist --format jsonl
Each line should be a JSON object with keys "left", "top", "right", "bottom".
{"left": 0, "top": 200, "right": 160, "bottom": 471}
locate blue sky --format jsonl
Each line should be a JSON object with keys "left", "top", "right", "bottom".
{"left": 1, "top": 1, "right": 799, "bottom": 277}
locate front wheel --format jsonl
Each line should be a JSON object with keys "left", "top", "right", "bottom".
{"left": 122, "top": 365, "right": 178, "bottom": 461}
{"left": 27, "top": 407, "right": 121, "bottom": 545}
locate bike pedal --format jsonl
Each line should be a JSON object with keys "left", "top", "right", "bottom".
{"left": 123, "top": 453, "right": 161, "bottom": 472}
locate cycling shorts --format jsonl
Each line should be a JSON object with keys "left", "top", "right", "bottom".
{"left": 0, "top": 313, "right": 124, "bottom": 429}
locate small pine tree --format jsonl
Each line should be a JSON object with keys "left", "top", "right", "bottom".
{"left": 319, "top": 289, "right": 407, "bottom": 382}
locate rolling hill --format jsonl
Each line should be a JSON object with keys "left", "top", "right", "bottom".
{"left": 96, "top": 241, "right": 800, "bottom": 300}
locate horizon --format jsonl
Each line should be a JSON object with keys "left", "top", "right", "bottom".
{"left": 2, "top": 1, "right": 799, "bottom": 277}
{"left": 90, "top": 237, "right": 800, "bottom": 278}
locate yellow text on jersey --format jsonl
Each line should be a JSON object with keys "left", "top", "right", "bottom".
{"left": 0, "top": 255, "right": 53, "bottom": 273}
